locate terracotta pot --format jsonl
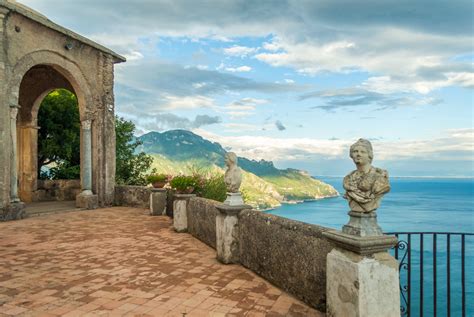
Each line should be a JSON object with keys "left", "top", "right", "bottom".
{"left": 176, "top": 186, "right": 194, "bottom": 194}
{"left": 152, "top": 181, "right": 166, "bottom": 188}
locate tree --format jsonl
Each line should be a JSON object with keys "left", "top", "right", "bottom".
{"left": 115, "top": 116, "right": 154, "bottom": 185}
{"left": 38, "top": 89, "right": 80, "bottom": 179}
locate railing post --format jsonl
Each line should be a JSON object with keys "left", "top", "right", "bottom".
{"left": 172, "top": 194, "right": 195, "bottom": 233}
{"left": 323, "top": 138, "right": 400, "bottom": 317}
{"left": 150, "top": 188, "right": 167, "bottom": 216}
{"left": 215, "top": 204, "right": 250, "bottom": 264}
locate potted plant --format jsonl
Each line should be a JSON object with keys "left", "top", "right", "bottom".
{"left": 146, "top": 173, "right": 168, "bottom": 188}
{"left": 170, "top": 175, "right": 197, "bottom": 194}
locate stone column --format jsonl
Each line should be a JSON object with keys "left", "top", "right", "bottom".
{"left": 215, "top": 203, "right": 250, "bottom": 264}
{"left": 323, "top": 228, "right": 400, "bottom": 317}
{"left": 173, "top": 194, "right": 195, "bottom": 232}
{"left": 150, "top": 188, "right": 167, "bottom": 216}
{"left": 3, "top": 105, "right": 25, "bottom": 221}
{"left": 76, "top": 119, "right": 98, "bottom": 209}
{"left": 9, "top": 105, "right": 20, "bottom": 203}
{"left": 81, "top": 119, "right": 93, "bottom": 195}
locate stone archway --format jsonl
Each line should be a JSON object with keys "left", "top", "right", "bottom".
{"left": 17, "top": 65, "right": 80, "bottom": 202}
{"left": 7, "top": 52, "right": 95, "bottom": 210}
{"left": 0, "top": 2, "right": 125, "bottom": 220}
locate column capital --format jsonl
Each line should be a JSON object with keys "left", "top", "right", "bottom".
{"left": 81, "top": 119, "right": 92, "bottom": 130}
{"left": 9, "top": 105, "right": 19, "bottom": 120}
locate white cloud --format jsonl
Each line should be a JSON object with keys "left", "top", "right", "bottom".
{"left": 195, "top": 128, "right": 474, "bottom": 162}
{"left": 161, "top": 94, "right": 217, "bottom": 110}
{"left": 225, "top": 66, "right": 252, "bottom": 72}
{"left": 223, "top": 45, "right": 257, "bottom": 57}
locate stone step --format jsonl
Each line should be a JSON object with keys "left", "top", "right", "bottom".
{"left": 25, "top": 207, "right": 87, "bottom": 218}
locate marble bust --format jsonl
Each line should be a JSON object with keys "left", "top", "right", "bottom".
{"left": 224, "top": 152, "right": 242, "bottom": 193}
{"left": 343, "top": 139, "right": 390, "bottom": 213}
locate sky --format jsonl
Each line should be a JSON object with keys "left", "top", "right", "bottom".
{"left": 18, "top": 0, "right": 474, "bottom": 177}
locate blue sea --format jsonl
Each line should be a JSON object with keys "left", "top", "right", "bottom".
{"left": 267, "top": 177, "right": 474, "bottom": 317}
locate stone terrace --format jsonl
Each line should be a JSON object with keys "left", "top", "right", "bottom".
{"left": 0, "top": 207, "right": 323, "bottom": 317}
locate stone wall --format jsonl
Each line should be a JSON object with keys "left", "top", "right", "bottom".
{"left": 184, "top": 198, "right": 335, "bottom": 311}
{"left": 114, "top": 186, "right": 151, "bottom": 208}
{"left": 34, "top": 179, "right": 81, "bottom": 201}
{"left": 239, "top": 210, "right": 335, "bottom": 312}
{"left": 187, "top": 197, "right": 218, "bottom": 248}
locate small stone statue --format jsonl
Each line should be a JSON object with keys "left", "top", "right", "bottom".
{"left": 224, "top": 152, "right": 242, "bottom": 193}
{"left": 343, "top": 138, "right": 390, "bottom": 213}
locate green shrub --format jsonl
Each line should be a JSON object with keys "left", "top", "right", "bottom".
{"left": 199, "top": 173, "right": 227, "bottom": 202}
{"left": 146, "top": 173, "right": 168, "bottom": 184}
{"left": 170, "top": 175, "right": 197, "bottom": 194}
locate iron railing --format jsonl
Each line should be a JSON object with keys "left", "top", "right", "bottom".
{"left": 387, "top": 232, "right": 473, "bottom": 317}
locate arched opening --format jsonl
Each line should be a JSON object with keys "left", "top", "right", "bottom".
{"left": 17, "top": 65, "right": 81, "bottom": 203}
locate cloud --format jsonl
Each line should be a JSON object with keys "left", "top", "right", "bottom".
{"left": 142, "top": 113, "right": 221, "bottom": 131}
{"left": 161, "top": 94, "right": 216, "bottom": 110}
{"left": 224, "top": 66, "right": 252, "bottom": 73}
{"left": 301, "top": 87, "right": 444, "bottom": 111}
{"left": 20, "top": 0, "right": 473, "bottom": 95}
{"left": 195, "top": 128, "right": 474, "bottom": 163}
{"left": 221, "top": 97, "right": 268, "bottom": 118}
{"left": 223, "top": 45, "right": 257, "bottom": 57}
{"left": 275, "top": 120, "right": 286, "bottom": 131}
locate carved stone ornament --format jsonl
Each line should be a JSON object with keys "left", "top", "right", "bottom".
{"left": 81, "top": 119, "right": 92, "bottom": 130}
{"left": 343, "top": 138, "right": 390, "bottom": 213}
{"left": 224, "top": 152, "right": 242, "bottom": 193}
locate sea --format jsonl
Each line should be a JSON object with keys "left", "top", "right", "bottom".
{"left": 267, "top": 177, "right": 474, "bottom": 317}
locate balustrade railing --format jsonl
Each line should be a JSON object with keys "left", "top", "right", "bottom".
{"left": 387, "top": 232, "right": 473, "bottom": 317}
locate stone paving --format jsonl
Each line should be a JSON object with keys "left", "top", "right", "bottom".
{"left": 0, "top": 207, "right": 323, "bottom": 317}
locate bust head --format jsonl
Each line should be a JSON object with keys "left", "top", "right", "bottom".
{"left": 349, "top": 138, "right": 373, "bottom": 165}
{"left": 225, "top": 152, "right": 238, "bottom": 167}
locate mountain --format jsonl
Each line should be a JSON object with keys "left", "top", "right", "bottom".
{"left": 137, "top": 130, "right": 338, "bottom": 209}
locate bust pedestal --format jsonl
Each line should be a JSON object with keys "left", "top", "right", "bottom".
{"left": 215, "top": 203, "right": 251, "bottom": 264}
{"left": 323, "top": 230, "right": 400, "bottom": 317}
{"left": 342, "top": 211, "right": 383, "bottom": 237}
{"left": 224, "top": 192, "right": 244, "bottom": 206}
{"left": 150, "top": 188, "right": 167, "bottom": 216}
{"left": 173, "top": 194, "right": 195, "bottom": 233}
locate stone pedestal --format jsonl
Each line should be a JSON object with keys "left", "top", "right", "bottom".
{"left": 224, "top": 192, "right": 244, "bottom": 206}
{"left": 323, "top": 230, "right": 400, "bottom": 317}
{"left": 342, "top": 211, "right": 383, "bottom": 237}
{"left": 150, "top": 188, "right": 167, "bottom": 216}
{"left": 173, "top": 194, "right": 195, "bottom": 233}
{"left": 76, "top": 192, "right": 98, "bottom": 209}
{"left": 1, "top": 201, "right": 25, "bottom": 221}
{"left": 215, "top": 204, "right": 251, "bottom": 264}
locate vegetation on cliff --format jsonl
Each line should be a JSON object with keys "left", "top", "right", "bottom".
{"left": 138, "top": 130, "right": 338, "bottom": 209}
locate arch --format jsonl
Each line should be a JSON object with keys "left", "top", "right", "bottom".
{"left": 7, "top": 50, "right": 94, "bottom": 120}
{"left": 7, "top": 51, "right": 91, "bottom": 203}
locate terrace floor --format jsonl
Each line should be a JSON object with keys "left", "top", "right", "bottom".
{"left": 0, "top": 207, "right": 323, "bottom": 317}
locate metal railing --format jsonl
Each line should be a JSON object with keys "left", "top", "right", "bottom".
{"left": 387, "top": 232, "right": 473, "bottom": 317}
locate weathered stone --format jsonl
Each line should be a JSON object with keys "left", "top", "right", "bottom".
{"left": 114, "top": 185, "right": 151, "bottom": 208}
{"left": 323, "top": 230, "right": 397, "bottom": 256}
{"left": 223, "top": 192, "right": 244, "bottom": 206}
{"left": 342, "top": 211, "right": 383, "bottom": 237}
{"left": 326, "top": 248, "right": 400, "bottom": 317}
{"left": 173, "top": 194, "right": 195, "bottom": 233}
{"left": 187, "top": 197, "right": 218, "bottom": 248}
{"left": 215, "top": 204, "right": 250, "bottom": 264}
{"left": 239, "top": 210, "right": 335, "bottom": 312}
{"left": 0, "top": 1, "right": 125, "bottom": 216}
{"left": 1, "top": 201, "right": 25, "bottom": 221}
{"left": 150, "top": 188, "right": 167, "bottom": 216}
{"left": 75, "top": 192, "right": 98, "bottom": 209}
